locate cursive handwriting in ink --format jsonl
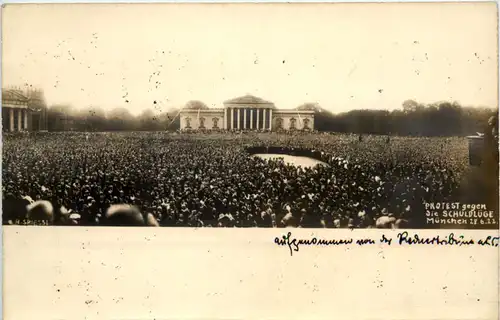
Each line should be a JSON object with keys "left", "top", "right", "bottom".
{"left": 380, "top": 234, "right": 392, "bottom": 245}
{"left": 274, "top": 231, "right": 498, "bottom": 254}
{"left": 274, "top": 232, "right": 354, "bottom": 256}
{"left": 477, "top": 236, "right": 500, "bottom": 246}
{"left": 274, "top": 232, "right": 299, "bottom": 256}
{"left": 397, "top": 232, "right": 475, "bottom": 246}
{"left": 356, "top": 238, "right": 376, "bottom": 245}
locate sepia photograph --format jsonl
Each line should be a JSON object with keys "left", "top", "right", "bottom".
{"left": 2, "top": 3, "right": 500, "bottom": 320}
{"left": 2, "top": 3, "right": 498, "bottom": 229}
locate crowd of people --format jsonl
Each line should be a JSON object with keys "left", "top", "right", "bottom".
{"left": 3, "top": 130, "right": 495, "bottom": 228}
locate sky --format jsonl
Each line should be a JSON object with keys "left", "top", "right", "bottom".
{"left": 2, "top": 3, "right": 498, "bottom": 115}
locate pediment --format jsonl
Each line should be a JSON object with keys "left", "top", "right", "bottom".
{"left": 2, "top": 89, "right": 29, "bottom": 103}
{"left": 224, "top": 95, "right": 275, "bottom": 108}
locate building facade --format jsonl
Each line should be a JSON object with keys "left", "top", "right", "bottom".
{"left": 179, "top": 95, "right": 315, "bottom": 131}
{"left": 2, "top": 87, "right": 48, "bottom": 132}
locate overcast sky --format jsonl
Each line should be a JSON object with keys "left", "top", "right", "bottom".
{"left": 2, "top": 3, "right": 498, "bottom": 115}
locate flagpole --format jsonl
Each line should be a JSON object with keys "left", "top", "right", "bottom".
{"left": 167, "top": 103, "right": 188, "bottom": 130}
{"left": 296, "top": 110, "right": 303, "bottom": 127}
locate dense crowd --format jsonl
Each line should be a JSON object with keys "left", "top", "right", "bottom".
{"left": 2, "top": 131, "right": 496, "bottom": 228}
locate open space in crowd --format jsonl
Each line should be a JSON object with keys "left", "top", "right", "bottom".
{"left": 2, "top": 131, "right": 498, "bottom": 228}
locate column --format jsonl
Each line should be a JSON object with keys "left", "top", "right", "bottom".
{"left": 264, "top": 109, "right": 268, "bottom": 130}
{"left": 264, "top": 109, "right": 270, "bottom": 130}
{"left": 24, "top": 110, "right": 28, "bottom": 130}
{"left": 236, "top": 108, "right": 240, "bottom": 129}
{"left": 231, "top": 108, "right": 234, "bottom": 129}
{"left": 9, "top": 108, "right": 14, "bottom": 132}
{"left": 18, "top": 110, "right": 22, "bottom": 131}
{"left": 256, "top": 109, "right": 260, "bottom": 130}
{"left": 269, "top": 109, "right": 273, "bottom": 130}
{"left": 261, "top": 109, "right": 264, "bottom": 130}
{"left": 243, "top": 108, "right": 247, "bottom": 129}
{"left": 263, "top": 109, "right": 265, "bottom": 129}
{"left": 250, "top": 110, "right": 254, "bottom": 129}
{"left": 264, "top": 109, "right": 271, "bottom": 129}
{"left": 224, "top": 108, "right": 227, "bottom": 129}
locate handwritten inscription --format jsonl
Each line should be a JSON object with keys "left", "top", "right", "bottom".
{"left": 275, "top": 231, "right": 499, "bottom": 256}
{"left": 397, "top": 231, "right": 475, "bottom": 246}
{"left": 424, "top": 202, "right": 497, "bottom": 226}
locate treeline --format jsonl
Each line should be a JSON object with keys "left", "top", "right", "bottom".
{"left": 47, "top": 105, "right": 180, "bottom": 132}
{"left": 308, "top": 100, "right": 497, "bottom": 136}
{"left": 45, "top": 100, "right": 212, "bottom": 132}
{"left": 47, "top": 100, "right": 497, "bottom": 136}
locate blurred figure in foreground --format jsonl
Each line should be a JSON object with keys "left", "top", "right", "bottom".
{"left": 104, "top": 204, "right": 159, "bottom": 226}
{"left": 26, "top": 200, "right": 55, "bottom": 223}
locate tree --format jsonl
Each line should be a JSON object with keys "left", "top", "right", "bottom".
{"left": 308, "top": 100, "right": 496, "bottom": 136}
{"left": 77, "top": 106, "right": 107, "bottom": 131}
{"left": 184, "top": 100, "right": 209, "bottom": 110}
{"left": 294, "top": 103, "right": 340, "bottom": 131}
{"left": 47, "top": 104, "right": 75, "bottom": 131}
{"left": 402, "top": 99, "right": 421, "bottom": 113}
{"left": 138, "top": 108, "right": 163, "bottom": 131}
{"left": 158, "top": 109, "right": 181, "bottom": 131}
{"left": 107, "top": 107, "right": 136, "bottom": 131}
{"left": 296, "top": 102, "right": 322, "bottom": 112}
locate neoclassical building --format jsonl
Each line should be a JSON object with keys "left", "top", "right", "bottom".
{"left": 2, "top": 87, "right": 48, "bottom": 132}
{"left": 179, "top": 95, "right": 315, "bottom": 131}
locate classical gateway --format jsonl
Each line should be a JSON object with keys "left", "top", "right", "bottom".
{"left": 2, "top": 87, "right": 48, "bottom": 132}
{"left": 179, "top": 95, "right": 315, "bottom": 131}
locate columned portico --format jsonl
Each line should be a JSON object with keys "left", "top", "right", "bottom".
{"left": 179, "top": 94, "right": 314, "bottom": 131}
{"left": 2, "top": 88, "right": 49, "bottom": 132}
{"left": 3, "top": 107, "right": 32, "bottom": 132}
{"left": 225, "top": 107, "right": 274, "bottom": 130}
{"left": 222, "top": 95, "right": 277, "bottom": 131}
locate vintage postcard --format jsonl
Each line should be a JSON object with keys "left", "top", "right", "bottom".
{"left": 2, "top": 3, "right": 498, "bottom": 230}
{"left": 2, "top": 2, "right": 499, "bottom": 320}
